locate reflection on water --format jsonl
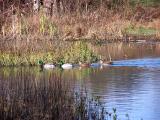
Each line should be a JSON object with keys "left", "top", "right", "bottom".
{"left": 1, "top": 42, "right": 160, "bottom": 120}
{"left": 72, "top": 66, "right": 160, "bottom": 120}
{"left": 56, "top": 60, "right": 160, "bottom": 120}
{"left": 90, "top": 42, "right": 160, "bottom": 60}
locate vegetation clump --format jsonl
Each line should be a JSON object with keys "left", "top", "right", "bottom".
{"left": 0, "top": 41, "right": 98, "bottom": 66}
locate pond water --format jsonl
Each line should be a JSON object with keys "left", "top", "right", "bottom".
{"left": 1, "top": 42, "right": 160, "bottom": 120}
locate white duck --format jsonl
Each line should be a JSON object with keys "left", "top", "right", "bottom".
{"left": 43, "top": 63, "right": 55, "bottom": 69}
{"left": 61, "top": 63, "right": 73, "bottom": 69}
{"left": 38, "top": 60, "right": 55, "bottom": 69}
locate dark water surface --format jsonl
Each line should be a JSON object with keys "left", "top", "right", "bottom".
{"left": 1, "top": 42, "right": 160, "bottom": 120}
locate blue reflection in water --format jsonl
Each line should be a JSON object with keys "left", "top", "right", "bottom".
{"left": 112, "top": 58, "right": 160, "bottom": 68}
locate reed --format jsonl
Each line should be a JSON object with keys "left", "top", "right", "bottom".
{"left": 0, "top": 69, "right": 130, "bottom": 120}
{"left": 0, "top": 74, "right": 74, "bottom": 120}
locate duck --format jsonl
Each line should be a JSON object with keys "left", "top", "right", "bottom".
{"left": 99, "top": 59, "right": 113, "bottom": 66}
{"left": 79, "top": 61, "right": 90, "bottom": 67}
{"left": 90, "top": 62, "right": 101, "bottom": 68}
{"left": 43, "top": 63, "right": 55, "bottom": 69}
{"left": 38, "top": 60, "right": 55, "bottom": 69}
{"left": 61, "top": 63, "right": 73, "bottom": 69}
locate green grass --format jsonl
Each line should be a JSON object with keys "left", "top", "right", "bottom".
{"left": 0, "top": 41, "right": 98, "bottom": 66}
{"left": 124, "top": 25, "right": 159, "bottom": 36}
{"left": 130, "top": 0, "right": 160, "bottom": 7}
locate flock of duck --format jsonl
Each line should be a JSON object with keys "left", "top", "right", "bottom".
{"left": 39, "top": 60, "right": 113, "bottom": 70}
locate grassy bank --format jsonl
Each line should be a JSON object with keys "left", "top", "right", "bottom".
{"left": 0, "top": 0, "right": 160, "bottom": 66}
{"left": 0, "top": 41, "right": 98, "bottom": 66}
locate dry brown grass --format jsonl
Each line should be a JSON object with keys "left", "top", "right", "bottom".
{"left": 147, "top": 19, "right": 160, "bottom": 30}
{"left": 0, "top": 5, "right": 159, "bottom": 47}
{"left": 54, "top": 10, "right": 131, "bottom": 41}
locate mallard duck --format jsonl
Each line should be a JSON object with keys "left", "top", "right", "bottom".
{"left": 38, "top": 60, "right": 55, "bottom": 69}
{"left": 61, "top": 63, "right": 73, "bottom": 69}
{"left": 79, "top": 62, "right": 90, "bottom": 67}
{"left": 100, "top": 60, "right": 113, "bottom": 66}
{"left": 43, "top": 64, "right": 55, "bottom": 69}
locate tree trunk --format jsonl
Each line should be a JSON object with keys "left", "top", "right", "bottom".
{"left": 12, "top": 7, "right": 19, "bottom": 35}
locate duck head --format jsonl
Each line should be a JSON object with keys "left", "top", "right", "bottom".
{"left": 38, "top": 60, "right": 44, "bottom": 65}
